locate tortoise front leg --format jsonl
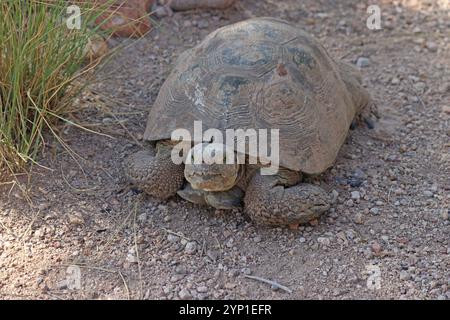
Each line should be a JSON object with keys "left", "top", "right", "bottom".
{"left": 124, "top": 142, "right": 185, "bottom": 199}
{"left": 244, "top": 173, "right": 331, "bottom": 227}
{"left": 178, "top": 183, "right": 244, "bottom": 209}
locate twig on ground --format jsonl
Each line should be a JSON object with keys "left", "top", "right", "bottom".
{"left": 243, "top": 275, "right": 292, "bottom": 294}
{"left": 162, "top": 228, "right": 192, "bottom": 242}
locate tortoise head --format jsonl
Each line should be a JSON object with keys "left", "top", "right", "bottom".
{"left": 184, "top": 143, "right": 241, "bottom": 192}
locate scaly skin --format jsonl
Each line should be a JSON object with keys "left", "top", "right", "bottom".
{"left": 124, "top": 142, "right": 184, "bottom": 199}
{"left": 125, "top": 142, "right": 332, "bottom": 227}
{"left": 244, "top": 171, "right": 331, "bottom": 227}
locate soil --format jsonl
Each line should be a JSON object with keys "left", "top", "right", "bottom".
{"left": 0, "top": 0, "right": 449, "bottom": 300}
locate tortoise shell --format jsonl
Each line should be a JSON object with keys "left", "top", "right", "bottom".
{"left": 144, "top": 17, "right": 368, "bottom": 174}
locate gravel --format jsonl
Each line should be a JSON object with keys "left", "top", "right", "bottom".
{"left": 0, "top": 0, "right": 448, "bottom": 301}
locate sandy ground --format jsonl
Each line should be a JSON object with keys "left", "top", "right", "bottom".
{"left": 0, "top": 0, "right": 449, "bottom": 300}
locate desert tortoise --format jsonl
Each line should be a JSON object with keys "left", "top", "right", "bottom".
{"left": 124, "top": 17, "right": 373, "bottom": 227}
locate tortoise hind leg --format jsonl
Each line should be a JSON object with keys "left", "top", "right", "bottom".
{"left": 124, "top": 142, "right": 184, "bottom": 199}
{"left": 244, "top": 173, "right": 331, "bottom": 227}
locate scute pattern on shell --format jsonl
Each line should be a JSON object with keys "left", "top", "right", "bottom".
{"left": 144, "top": 17, "right": 366, "bottom": 174}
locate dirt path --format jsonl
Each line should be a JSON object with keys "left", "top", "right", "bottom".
{"left": 0, "top": 0, "right": 449, "bottom": 299}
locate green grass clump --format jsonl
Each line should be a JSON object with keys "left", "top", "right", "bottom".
{"left": 0, "top": 0, "right": 109, "bottom": 177}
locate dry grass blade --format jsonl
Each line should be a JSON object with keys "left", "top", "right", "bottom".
{"left": 0, "top": 0, "right": 116, "bottom": 191}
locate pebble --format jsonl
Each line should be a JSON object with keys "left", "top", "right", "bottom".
{"left": 68, "top": 213, "right": 84, "bottom": 226}
{"left": 170, "top": 274, "right": 184, "bottom": 282}
{"left": 317, "top": 237, "right": 331, "bottom": 246}
{"left": 423, "top": 190, "right": 433, "bottom": 197}
{"left": 175, "top": 265, "right": 187, "bottom": 274}
{"left": 253, "top": 236, "right": 262, "bottom": 243}
{"left": 399, "top": 271, "right": 412, "bottom": 281}
{"left": 391, "top": 77, "right": 400, "bottom": 85}
{"left": 154, "top": 6, "right": 168, "bottom": 18}
{"left": 441, "top": 209, "right": 449, "bottom": 221}
{"left": 370, "top": 207, "right": 380, "bottom": 215}
{"left": 224, "top": 282, "right": 236, "bottom": 289}
{"left": 331, "top": 189, "right": 339, "bottom": 203}
{"left": 354, "top": 213, "right": 364, "bottom": 224}
{"left": 184, "top": 241, "right": 197, "bottom": 254}
{"left": 356, "top": 57, "right": 370, "bottom": 68}
{"left": 241, "top": 268, "right": 252, "bottom": 275}
{"left": 197, "top": 20, "right": 209, "bottom": 29}
{"left": 371, "top": 241, "right": 382, "bottom": 255}
{"left": 197, "top": 286, "right": 208, "bottom": 293}
{"left": 351, "top": 191, "right": 361, "bottom": 201}
{"left": 425, "top": 41, "right": 438, "bottom": 52}
{"left": 125, "top": 253, "right": 138, "bottom": 264}
{"left": 178, "top": 288, "right": 191, "bottom": 299}
{"left": 442, "top": 106, "right": 450, "bottom": 115}
{"left": 167, "top": 234, "right": 179, "bottom": 243}
{"left": 38, "top": 203, "right": 51, "bottom": 211}
{"left": 345, "top": 199, "right": 354, "bottom": 207}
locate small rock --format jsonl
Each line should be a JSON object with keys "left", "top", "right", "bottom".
{"left": 370, "top": 207, "right": 380, "bottom": 215}
{"left": 167, "top": 234, "right": 179, "bottom": 243}
{"left": 441, "top": 106, "right": 450, "bottom": 115}
{"left": 330, "top": 190, "right": 339, "bottom": 204}
{"left": 345, "top": 199, "right": 354, "bottom": 207}
{"left": 351, "top": 191, "right": 361, "bottom": 201}
{"left": 241, "top": 268, "right": 252, "bottom": 275}
{"left": 68, "top": 213, "right": 84, "bottom": 226}
{"left": 354, "top": 212, "right": 364, "bottom": 224}
{"left": 197, "top": 286, "right": 208, "bottom": 293}
{"left": 224, "top": 282, "right": 236, "bottom": 289}
{"left": 197, "top": 20, "right": 209, "bottom": 29}
{"left": 178, "top": 288, "right": 191, "bottom": 299}
{"left": 349, "top": 179, "right": 363, "bottom": 188}
{"left": 438, "top": 83, "right": 450, "bottom": 94}
{"left": 423, "top": 190, "right": 433, "bottom": 197}
{"left": 356, "top": 57, "right": 370, "bottom": 68}
{"left": 253, "top": 236, "right": 262, "bottom": 243}
{"left": 184, "top": 241, "right": 197, "bottom": 254}
{"left": 391, "top": 77, "right": 400, "bottom": 85}
{"left": 317, "top": 237, "right": 331, "bottom": 246}
{"left": 126, "top": 253, "right": 138, "bottom": 263}
{"left": 154, "top": 5, "right": 168, "bottom": 18}
{"left": 170, "top": 274, "right": 184, "bottom": 282}
{"left": 175, "top": 265, "right": 187, "bottom": 274}
{"left": 441, "top": 209, "right": 449, "bottom": 221}
{"left": 371, "top": 241, "right": 382, "bottom": 255}
{"left": 38, "top": 202, "right": 51, "bottom": 211}
{"left": 399, "top": 271, "right": 411, "bottom": 281}
{"left": 425, "top": 41, "right": 438, "bottom": 52}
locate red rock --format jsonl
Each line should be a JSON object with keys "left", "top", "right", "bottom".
{"left": 94, "top": 0, "right": 154, "bottom": 37}
{"left": 371, "top": 241, "right": 382, "bottom": 255}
